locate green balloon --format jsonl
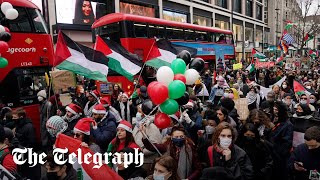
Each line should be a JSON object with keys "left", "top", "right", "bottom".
{"left": 168, "top": 80, "right": 186, "bottom": 99}
{"left": 0, "top": 57, "right": 8, "bottom": 68}
{"left": 171, "top": 58, "right": 186, "bottom": 74}
{"left": 160, "top": 99, "right": 179, "bottom": 115}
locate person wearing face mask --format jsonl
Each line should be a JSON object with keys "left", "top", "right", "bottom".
{"left": 295, "top": 94, "right": 316, "bottom": 114}
{"left": 147, "top": 155, "right": 180, "bottom": 180}
{"left": 282, "top": 93, "right": 296, "bottom": 116}
{"left": 269, "top": 101, "right": 293, "bottom": 180}
{"left": 280, "top": 81, "right": 294, "bottom": 99}
{"left": 91, "top": 104, "right": 117, "bottom": 153}
{"left": 309, "top": 94, "right": 319, "bottom": 116}
{"left": 43, "top": 150, "right": 77, "bottom": 180}
{"left": 288, "top": 126, "right": 320, "bottom": 180}
{"left": 236, "top": 123, "right": 273, "bottom": 180}
{"left": 260, "top": 91, "right": 276, "bottom": 120}
{"left": 142, "top": 126, "right": 202, "bottom": 180}
{"left": 205, "top": 122, "right": 253, "bottom": 180}
{"left": 45, "top": 116, "right": 72, "bottom": 148}
{"left": 247, "top": 109, "right": 274, "bottom": 140}
{"left": 37, "top": 90, "right": 54, "bottom": 149}
{"left": 180, "top": 101, "right": 203, "bottom": 145}
{"left": 209, "top": 76, "right": 229, "bottom": 105}
{"left": 132, "top": 103, "right": 162, "bottom": 175}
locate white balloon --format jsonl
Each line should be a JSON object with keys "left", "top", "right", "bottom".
{"left": 5, "top": 8, "right": 18, "bottom": 20}
{"left": 156, "top": 66, "right": 174, "bottom": 86}
{"left": 1, "top": 2, "right": 13, "bottom": 15}
{"left": 0, "top": 25, "right": 5, "bottom": 33}
{"left": 185, "top": 69, "right": 200, "bottom": 85}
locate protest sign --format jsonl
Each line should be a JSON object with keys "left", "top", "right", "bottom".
{"left": 234, "top": 98, "right": 249, "bottom": 120}
{"left": 51, "top": 70, "right": 77, "bottom": 94}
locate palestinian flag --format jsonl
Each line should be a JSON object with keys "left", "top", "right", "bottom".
{"left": 145, "top": 39, "right": 197, "bottom": 68}
{"left": 252, "top": 48, "right": 266, "bottom": 59}
{"left": 304, "top": 33, "right": 314, "bottom": 42}
{"left": 245, "top": 63, "right": 255, "bottom": 73}
{"left": 276, "top": 56, "right": 284, "bottom": 64}
{"left": 95, "top": 36, "right": 142, "bottom": 81}
{"left": 285, "top": 20, "right": 293, "bottom": 30}
{"left": 54, "top": 31, "right": 109, "bottom": 82}
{"left": 309, "top": 49, "right": 317, "bottom": 59}
{"left": 293, "top": 80, "right": 311, "bottom": 96}
{"left": 55, "top": 134, "right": 123, "bottom": 180}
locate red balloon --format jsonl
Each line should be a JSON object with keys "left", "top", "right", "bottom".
{"left": 174, "top": 74, "right": 186, "bottom": 84}
{"left": 149, "top": 82, "right": 168, "bottom": 105}
{"left": 147, "top": 81, "right": 158, "bottom": 95}
{"left": 4, "top": 27, "right": 10, "bottom": 33}
{"left": 0, "top": 41, "right": 9, "bottom": 53}
{"left": 154, "top": 113, "right": 171, "bottom": 129}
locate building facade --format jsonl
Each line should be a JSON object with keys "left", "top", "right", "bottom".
{"left": 34, "top": 0, "right": 271, "bottom": 62}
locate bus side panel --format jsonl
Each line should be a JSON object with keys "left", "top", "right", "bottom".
{"left": 18, "top": 104, "right": 41, "bottom": 143}
{"left": 120, "top": 38, "right": 156, "bottom": 62}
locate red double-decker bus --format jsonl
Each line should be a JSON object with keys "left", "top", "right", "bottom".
{"left": 0, "top": 0, "right": 54, "bottom": 142}
{"left": 92, "top": 13, "right": 235, "bottom": 95}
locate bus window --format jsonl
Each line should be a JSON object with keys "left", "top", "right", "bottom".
{"left": 216, "top": 33, "right": 227, "bottom": 44}
{"left": 149, "top": 25, "right": 165, "bottom": 39}
{"left": 166, "top": 27, "right": 184, "bottom": 40}
{"left": 225, "top": 34, "right": 234, "bottom": 45}
{"left": 209, "top": 32, "right": 215, "bottom": 42}
{"left": 27, "top": 8, "right": 48, "bottom": 33}
{"left": 185, "top": 29, "right": 196, "bottom": 41}
{"left": 99, "top": 22, "right": 120, "bottom": 42}
{"left": 134, "top": 23, "right": 148, "bottom": 38}
{"left": 195, "top": 31, "right": 209, "bottom": 42}
{"left": 1, "top": 7, "right": 32, "bottom": 32}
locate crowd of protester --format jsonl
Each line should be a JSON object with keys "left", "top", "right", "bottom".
{"left": 0, "top": 62, "right": 320, "bottom": 180}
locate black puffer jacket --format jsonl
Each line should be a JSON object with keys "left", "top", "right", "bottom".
{"left": 15, "top": 118, "right": 36, "bottom": 148}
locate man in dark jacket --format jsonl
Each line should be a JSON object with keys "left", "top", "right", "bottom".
{"left": 91, "top": 104, "right": 117, "bottom": 152}
{"left": 288, "top": 126, "right": 320, "bottom": 180}
{"left": 12, "top": 108, "right": 36, "bottom": 148}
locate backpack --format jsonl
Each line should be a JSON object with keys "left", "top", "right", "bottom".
{"left": 0, "top": 150, "right": 27, "bottom": 180}
{"left": 207, "top": 145, "right": 214, "bottom": 167}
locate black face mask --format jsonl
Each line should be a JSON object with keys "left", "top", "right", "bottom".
{"left": 95, "top": 117, "right": 102, "bottom": 123}
{"left": 296, "top": 112, "right": 304, "bottom": 117}
{"left": 47, "top": 172, "right": 59, "bottom": 180}
{"left": 244, "top": 136, "right": 255, "bottom": 144}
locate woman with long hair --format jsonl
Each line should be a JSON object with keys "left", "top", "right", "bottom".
{"left": 107, "top": 120, "right": 140, "bottom": 167}
{"left": 236, "top": 123, "right": 273, "bottom": 180}
{"left": 205, "top": 122, "right": 253, "bottom": 180}
{"left": 216, "top": 106, "right": 237, "bottom": 128}
{"left": 146, "top": 155, "right": 180, "bottom": 180}
{"left": 247, "top": 109, "right": 274, "bottom": 139}
{"left": 73, "top": 0, "right": 95, "bottom": 25}
{"left": 141, "top": 126, "right": 202, "bottom": 180}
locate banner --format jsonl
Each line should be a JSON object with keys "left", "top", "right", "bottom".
{"left": 51, "top": 70, "right": 77, "bottom": 94}
{"left": 255, "top": 59, "right": 275, "bottom": 68}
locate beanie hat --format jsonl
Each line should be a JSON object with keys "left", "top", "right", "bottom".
{"left": 66, "top": 103, "right": 82, "bottom": 115}
{"left": 100, "top": 97, "right": 111, "bottom": 108}
{"left": 37, "top": 90, "right": 47, "bottom": 98}
{"left": 220, "top": 98, "right": 235, "bottom": 111}
{"left": 46, "top": 116, "right": 68, "bottom": 137}
{"left": 92, "top": 104, "right": 106, "bottom": 114}
{"left": 117, "top": 120, "right": 132, "bottom": 133}
{"left": 74, "top": 118, "right": 97, "bottom": 135}
{"left": 89, "top": 90, "right": 100, "bottom": 100}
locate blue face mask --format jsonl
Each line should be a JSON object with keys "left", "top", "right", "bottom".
{"left": 153, "top": 174, "right": 165, "bottom": 180}
{"left": 172, "top": 138, "right": 185, "bottom": 147}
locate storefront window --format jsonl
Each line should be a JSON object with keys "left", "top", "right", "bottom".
{"left": 120, "top": 2, "right": 155, "bottom": 18}
{"left": 215, "top": 20, "right": 229, "bottom": 30}
{"left": 193, "top": 15, "right": 212, "bottom": 27}
{"left": 233, "top": 24, "right": 243, "bottom": 42}
{"left": 163, "top": 10, "right": 187, "bottom": 23}
{"left": 245, "top": 27, "right": 253, "bottom": 42}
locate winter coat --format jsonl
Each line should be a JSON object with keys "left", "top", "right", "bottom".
{"left": 291, "top": 117, "right": 320, "bottom": 147}
{"left": 0, "top": 147, "right": 17, "bottom": 174}
{"left": 132, "top": 123, "right": 162, "bottom": 164}
{"left": 15, "top": 118, "right": 36, "bottom": 148}
{"left": 237, "top": 140, "right": 273, "bottom": 180}
{"left": 206, "top": 144, "right": 254, "bottom": 180}
{"left": 40, "top": 100, "right": 54, "bottom": 147}
{"left": 91, "top": 112, "right": 117, "bottom": 152}
{"left": 288, "top": 143, "right": 320, "bottom": 180}
{"left": 42, "top": 166, "right": 77, "bottom": 180}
